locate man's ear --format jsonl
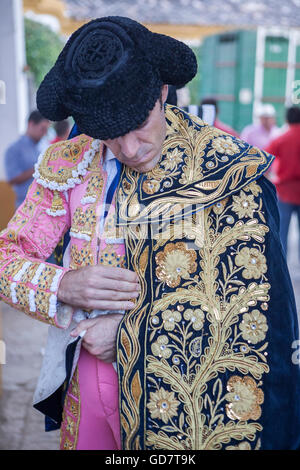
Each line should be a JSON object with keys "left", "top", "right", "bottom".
{"left": 161, "top": 84, "right": 169, "bottom": 104}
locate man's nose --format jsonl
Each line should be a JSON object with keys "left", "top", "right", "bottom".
{"left": 119, "top": 132, "right": 140, "bottom": 159}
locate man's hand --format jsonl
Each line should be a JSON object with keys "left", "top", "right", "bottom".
{"left": 70, "top": 314, "right": 123, "bottom": 362}
{"left": 58, "top": 265, "right": 140, "bottom": 311}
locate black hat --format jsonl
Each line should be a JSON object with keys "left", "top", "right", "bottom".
{"left": 36, "top": 16, "right": 197, "bottom": 140}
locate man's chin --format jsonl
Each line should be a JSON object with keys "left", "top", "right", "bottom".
{"left": 128, "top": 155, "right": 161, "bottom": 173}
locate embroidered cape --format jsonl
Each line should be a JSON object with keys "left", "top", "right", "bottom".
{"left": 115, "top": 106, "right": 300, "bottom": 450}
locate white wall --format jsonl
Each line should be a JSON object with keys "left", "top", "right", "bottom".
{"left": 0, "top": 0, "right": 28, "bottom": 181}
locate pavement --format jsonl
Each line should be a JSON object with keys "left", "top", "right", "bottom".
{"left": 0, "top": 216, "right": 299, "bottom": 451}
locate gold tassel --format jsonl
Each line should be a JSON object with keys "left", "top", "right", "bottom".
{"left": 46, "top": 191, "right": 66, "bottom": 217}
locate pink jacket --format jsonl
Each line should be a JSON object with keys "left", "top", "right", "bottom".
{"left": 0, "top": 134, "right": 125, "bottom": 328}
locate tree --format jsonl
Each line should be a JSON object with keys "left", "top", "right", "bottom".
{"left": 25, "top": 18, "right": 64, "bottom": 87}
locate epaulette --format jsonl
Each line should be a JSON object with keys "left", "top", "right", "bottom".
{"left": 33, "top": 134, "right": 100, "bottom": 192}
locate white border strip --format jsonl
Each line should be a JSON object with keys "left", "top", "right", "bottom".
{"left": 31, "top": 263, "right": 46, "bottom": 285}
{"left": 50, "top": 269, "right": 63, "bottom": 293}
{"left": 29, "top": 289, "right": 36, "bottom": 312}
{"left": 13, "top": 261, "right": 32, "bottom": 282}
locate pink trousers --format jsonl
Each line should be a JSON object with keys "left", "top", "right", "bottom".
{"left": 75, "top": 348, "right": 121, "bottom": 450}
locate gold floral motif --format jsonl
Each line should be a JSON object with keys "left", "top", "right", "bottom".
{"left": 225, "top": 376, "right": 264, "bottom": 421}
{"left": 232, "top": 191, "right": 258, "bottom": 219}
{"left": 235, "top": 247, "right": 267, "bottom": 279}
{"left": 212, "top": 197, "right": 229, "bottom": 215}
{"left": 239, "top": 309, "right": 268, "bottom": 344}
{"left": 226, "top": 441, "right": 252, "bottom": 450}
{"left": 211, "top": 136, "right": 239, "bottom": 156}
{"left": 161, "top": 148, "right": 184, "bottom": 170}
{"left": 147, "top": 388, "right": 180, "bottom": 424}
{"left": 155, "top": 242, "right": 197, "bottom": 288}
{"left": 70, "top": 245, "right": 94, "bottom": 269}
{"left": 162, "top": 309, "right": 182, "bottom": 331}
{"left": 183, "top": 308, "right": 205, "bottom": 330}
{"left": 244, "top": 181, "right": 262, "bottom": 197}
{"left": 142, "top": 179, "right": 161, "bottom": 195}
{"left": 151, "top": 335, "right": 172, "bottom": 359}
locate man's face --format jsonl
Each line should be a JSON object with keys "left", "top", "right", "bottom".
{"left": 103, "top": 85, "right": 168, "bottom": 173}
{"left": 27, "top": 119, "right": 50, "bottom": 142}
{"left": 260, "top": 116, "right": 275, "bottom": 131}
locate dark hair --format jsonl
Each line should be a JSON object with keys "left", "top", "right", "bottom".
{"left": 54, "top": 119, "right": 70, "bottom": 136}
{"left": 286, "top": 106, "right": 300, "bottom": 124}
{"left": 200, "top": 97, "right": 218, "bottom": 113}
{"left": 28, "top": 110, "right": 48, "bottom": 124}
{"left": 166, "top": 85, "right": 177, "bottom": 106}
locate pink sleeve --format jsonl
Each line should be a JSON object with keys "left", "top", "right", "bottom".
{"left": 0, "top": 179, "right": 72, "bottom": 329}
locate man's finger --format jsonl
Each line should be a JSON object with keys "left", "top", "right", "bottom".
{"left": 70, "top": 317, "right": 99, "bottom": 337}
{"left": 97, "top": 266, "right": 139, "bottom": 283}
{"left": 85, "top": 287, "right": 140, "bottom": 301}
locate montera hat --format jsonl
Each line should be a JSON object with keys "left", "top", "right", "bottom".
{"left": 36, "top": 16, "right": 197, "bottom": 140}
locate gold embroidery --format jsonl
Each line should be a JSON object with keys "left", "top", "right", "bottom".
{"left": 225, "top": 376, "right": 264, "bottom": 421}
{"left": 35, "top": 290, "right": 55, "bottom": 322}
{"left": 81, "top": 174, "right": 104, "bottom": 202}
{"left": 37, "top": 266, "right": 58, "bottom": 290}
{"left": 3, "top": 259, "right": 26, "bottom": 277}
{"left": 119, "top": 178, "right": 270, "bottom": 450}
{"left": 117, "top": 106, "right": 273, "bottom": 228}
{"left": 48, "top": 191, "right": 65, "bottom": 215}
{"left": 147, "top": 389, "right": 180, "bottom": 424}
{"left": 70, "top": 207, "right": 97, "bottom": 239}
{"left": 60, "top": 367, "right": 80, "bottom": 450}
{"left": 0, "top": 275, "right": 11, "bottom": 298}
{"left": 99, "top": 245, "right": 125, "bottom": 268}
{"left": 239, "top": 310, "right": 268, "bottom": 344}
{"left": 70, "top": 245, "right": 94, "bottom": 269}
{"left": 232, "top": 191, "right": 258, "bottom": 219}
{"left": 235, "top": 247, "right": 267, "bottom": 280}
{"left": 155, "top": 242, "right": 197, "bottom": 288}
{"left": 15, "top": 284, "right": 30, "bottom": 308}
{"left": 36, "top": 135, "right": 93, "bottom": 186}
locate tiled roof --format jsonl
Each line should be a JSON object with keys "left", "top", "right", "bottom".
{"left": 64, "top": 0, "right": 300, "bottom": 27}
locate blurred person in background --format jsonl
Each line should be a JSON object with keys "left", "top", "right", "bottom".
{"left": 265, "top": 106, "right": 300, "bottom": 260}
{"left": 240, "top": 103, "right": 280, "bottom": 149}
{"left": 200, "top": 96, "right": 239, "bottom": 137}
{"left": 50, "top": 119, "right": 71, "bottom": 144}
{"left": 4, "top": 110, "right": 50, "bottom": 208}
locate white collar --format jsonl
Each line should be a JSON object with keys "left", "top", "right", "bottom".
{"left": 103, "top": 145, "right": 116, "bottom": 162}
